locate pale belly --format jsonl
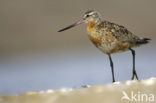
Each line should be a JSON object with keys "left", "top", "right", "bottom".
{"left": 88, "top": 34, "right": 131, "bottom": 54}
{"left": 97, "top": 42, "right": 130, "bottom": 54}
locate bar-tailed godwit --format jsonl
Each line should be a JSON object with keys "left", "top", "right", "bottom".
{"left": 58, "top": 10, "right": 151, "bottom": 82}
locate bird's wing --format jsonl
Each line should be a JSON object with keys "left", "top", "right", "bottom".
{"left": 98, "top": 21, "right": 140, "bottom": 44}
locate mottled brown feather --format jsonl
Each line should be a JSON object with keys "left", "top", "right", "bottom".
{"left": 86, "top": 19, "right": 150, "bottom": 54}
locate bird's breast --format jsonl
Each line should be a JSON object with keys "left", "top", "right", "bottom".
{"left": 87, "top": 21, "right": 97, "bottom": 33}
{"left": 88, "top": 34, "right": 102, "bottom": 47}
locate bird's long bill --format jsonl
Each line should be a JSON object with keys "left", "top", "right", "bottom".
{"left": 58, "top": 19, "right": 84, "bottom": 32}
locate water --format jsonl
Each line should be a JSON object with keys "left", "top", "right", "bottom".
{"left": 0, "top": 47, "right": 155, "bottom": 95}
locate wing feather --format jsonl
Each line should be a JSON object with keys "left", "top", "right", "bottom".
{"left": 97, "top": 21, "right": 140, "bottom": 44}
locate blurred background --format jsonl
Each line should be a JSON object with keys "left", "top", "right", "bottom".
{"left": 0, "top": 0, "right": 156, "bottom": 95}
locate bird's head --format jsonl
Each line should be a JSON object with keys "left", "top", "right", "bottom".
{"left": 58, "top": 10, "right": 102, "bottom": 32}
{"left": 83, "top": 10, "right": 102, "bottom": 23}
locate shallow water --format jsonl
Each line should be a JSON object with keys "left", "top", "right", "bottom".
{"left": 0, "top": 47, "right": 155, "bottom": 95}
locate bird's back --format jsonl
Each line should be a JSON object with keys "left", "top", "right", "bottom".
{"left": 97, "top": 21, "right": 140, "bottom": 44}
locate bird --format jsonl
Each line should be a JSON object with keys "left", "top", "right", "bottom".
{"left": 58, "top": 10, "right": 151, "bottom": 82}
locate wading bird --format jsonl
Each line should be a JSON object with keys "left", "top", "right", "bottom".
{"left": 58, "top": 10, "right": 151, "bottom": 82}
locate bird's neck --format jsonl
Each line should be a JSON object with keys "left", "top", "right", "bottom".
{"left": 87, "top": 21, "right": 98, "bottom": 33}
{"left": 94, "top": 18, "right": 102, "bottom": 24}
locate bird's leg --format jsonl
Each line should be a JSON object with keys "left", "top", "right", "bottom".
{"left": 129, "top": 48, "right": 139, "bottom": 80}
{"left": 108, "top": 54, "right": 115, "bottom": 82}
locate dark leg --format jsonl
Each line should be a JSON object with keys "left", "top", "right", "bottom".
{"left": 129, "top": 48, "right": 139, "bottom": 80}
{"left": 108, "top": 54, "right": 115, "bottom": 82}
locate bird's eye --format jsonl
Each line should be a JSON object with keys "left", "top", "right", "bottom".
{"left": 86, "top": 15, "right": 89, "bottom": 17}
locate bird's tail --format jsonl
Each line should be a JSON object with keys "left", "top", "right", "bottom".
{"left": 136, "top": 38, "right": 151, "bottom": 44}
